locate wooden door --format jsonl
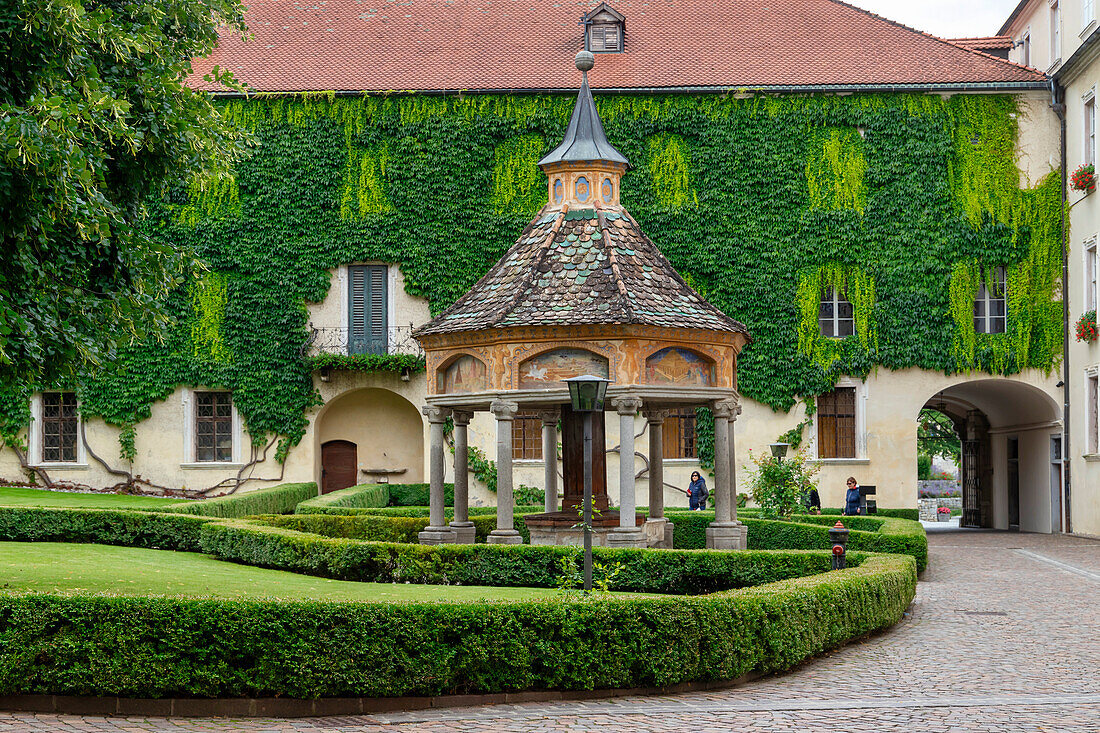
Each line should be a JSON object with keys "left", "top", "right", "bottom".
{"left": 560, "top": 404, "right": 608, "bottom": 512}
{"left": 321, "top": 440, "right": 358, "bottom": 494}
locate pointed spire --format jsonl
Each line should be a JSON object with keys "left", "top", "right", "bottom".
{"left": 538, "top": 51, "right": 630, "bottom": 170}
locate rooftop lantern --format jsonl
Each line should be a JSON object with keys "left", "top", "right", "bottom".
{"left": 413, "top": 51, "right": 752, "bottom": 552}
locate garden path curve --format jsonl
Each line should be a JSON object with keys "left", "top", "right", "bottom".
{"left": 3, "top": 528, "right": 1099, "bottom": 733}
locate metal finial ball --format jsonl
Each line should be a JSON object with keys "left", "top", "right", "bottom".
{"left": 575, "top": 50, "right": 595, "bottom": 72}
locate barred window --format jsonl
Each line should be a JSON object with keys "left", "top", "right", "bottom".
{"left": 663, "top": 408, "right": 697, "bottom": 459}
{"left": 195, "top": 392, "right": 233, "bottom": 462}
{"left": 817, "top": 388, "right": 856, "bottom": 459}
{"left": 41, "top": 392, "right": 78, "bottom": 463}
{"left": 512, "top": 411, "right": 543, "bottom": 460}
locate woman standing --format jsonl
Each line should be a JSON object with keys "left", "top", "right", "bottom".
{"left": 685, "top": 471, "right": 709, "bottom": 510}
{"left": 844, "top": 476, "right": 862, "bottom": 516}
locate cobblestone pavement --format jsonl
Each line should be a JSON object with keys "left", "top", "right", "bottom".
{"left": 2, "top": 529, "right": 1098, "bottom": 733}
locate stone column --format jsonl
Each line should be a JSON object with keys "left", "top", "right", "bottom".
{"left": 706, "top": 398, "right": 746, "bottom": 550}
{"left": 418, "top": 405, "right": 456, "bottom": 545}
{"left": 449, "top": 410, "right": 476, "bottom": 544}
{"left": 609, "top": 397, "right": 645, "bottom": 548}
{"left": 487, "top": 399, "right": 523, "bottom": 544}
{"left": 643, "top": 407, "right": 672, "bottom": 548}
{"left": 539, "top": 409, "right": 560, "bottom": 513}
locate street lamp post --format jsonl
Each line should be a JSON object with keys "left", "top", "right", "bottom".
{"left": 564, "top": 375, "right": 611, "bottom": 593}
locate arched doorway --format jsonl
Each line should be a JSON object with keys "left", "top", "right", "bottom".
{"left": 320, "top": 440, "right": 358, "bottom": 494}
{"left": 920, "top": 379, "right": 1062, "bottom": 533}
{"left": 315, "top": 388, "right": 425, "bottom": 489}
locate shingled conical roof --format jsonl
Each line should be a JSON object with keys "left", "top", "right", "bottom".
{"left": 414, "top": 206, "right": 748, "bottom": 337}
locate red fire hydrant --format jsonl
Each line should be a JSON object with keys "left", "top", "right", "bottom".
{"left": 828, "top": 520, "right": 849, "bottom": 570}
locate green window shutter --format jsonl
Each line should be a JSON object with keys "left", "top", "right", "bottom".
{"left": 348, "top": 265, "right": 388, "bottom": 355}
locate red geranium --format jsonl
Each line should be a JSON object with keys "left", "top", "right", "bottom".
{"left": 1071, "top": 164, "right": 1096, "bottom": 192}
{"left": 1077, "top": 310, "right": 1098, "bottom": 343}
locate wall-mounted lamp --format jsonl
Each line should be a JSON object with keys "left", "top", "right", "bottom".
{"left": 769, "top": 442, "right": 790, "bottom": 461}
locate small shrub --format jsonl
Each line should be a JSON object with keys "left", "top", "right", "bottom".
{"left": 745, "top": 447, "right": 820, "bottom": 518}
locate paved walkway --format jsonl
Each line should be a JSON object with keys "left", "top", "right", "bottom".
{"left": 2, "top": 529, "right": 1099, "bottom": 732}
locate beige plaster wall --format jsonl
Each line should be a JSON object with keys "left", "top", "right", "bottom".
{"left": 1062, "top": 63, "right": 1100, "bottom": 538}
{"left": 314, "top": 386, "right": 425, "bottom": 485}
{"left": 1015, "top": 92, "right": 1061, "bottom": 187}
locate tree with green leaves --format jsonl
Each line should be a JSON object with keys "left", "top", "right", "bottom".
{"left": 0, "top": 0, "right": 249, "bottom": 387}
{"left": 918, "top": 408, "right": 961, "bottom": 464}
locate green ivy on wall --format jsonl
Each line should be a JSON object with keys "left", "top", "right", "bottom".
{"left": 0, "top": 91, "right": 1063, "bottom": 475}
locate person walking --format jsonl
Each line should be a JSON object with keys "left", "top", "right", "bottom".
{"left": 844, "top": 476, "right": 862, "bottom": 516}
{"left": 685, "top": 471, "right": 709, "bottom": 510}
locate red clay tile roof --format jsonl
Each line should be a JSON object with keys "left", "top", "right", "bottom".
{"left": 947, "top": 36, "right": 1015, "bottom": 51}
{"left": 189, "top": 0, "right": 1046, "bottom": 93}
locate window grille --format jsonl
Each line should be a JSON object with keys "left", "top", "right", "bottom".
{"left": 512, "top": 412, "right": 543, "bottom": 460}
{"left": 41, "top": 392, "right": 78, "bottom": 463}
{"left": 195, "top": 392, "right": 233, "bottom": 462}
{"left": 817, "top": 387, "right": 856, "bottom": 459}
{"left": 663, "top": 408, "right": 697, "bottom": 459}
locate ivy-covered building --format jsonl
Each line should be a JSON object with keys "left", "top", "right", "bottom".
{"left": 2, "top": 0, "right": 1075, "bottom": 532}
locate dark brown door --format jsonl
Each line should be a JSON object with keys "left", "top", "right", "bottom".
{"left": 560, "top": 404, "right": 608, "bottom": 512}
{"left": 321, "top": 440, "right": 357, "bottom": 494}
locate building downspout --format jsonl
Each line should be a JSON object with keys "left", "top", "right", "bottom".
{"left": 1051, "top": 78, "right": 1071, "bottom": 534}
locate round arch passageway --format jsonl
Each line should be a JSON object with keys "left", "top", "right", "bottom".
{"left": 919, "top": 378, "right": 1063, "bottom": 533}
{"left": 314, "top": 387, "right": 424, "bottom": 491}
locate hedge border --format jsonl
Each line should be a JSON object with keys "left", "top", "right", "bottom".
{"left": 0, "top": 552, "right": 914, "bottom": 699}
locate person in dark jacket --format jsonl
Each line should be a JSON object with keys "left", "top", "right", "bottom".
{"left": 844, "top": 477, "right": 862, "bottom": 515}
{"left": 685, "top": 471, "right": 709, "bottom": 510}
{"left": 805, "top": 487, "right": 822, "bottom": 514}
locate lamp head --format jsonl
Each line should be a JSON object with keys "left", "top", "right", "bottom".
{"left": 769, "top": 442, "right": 790, "bottom": 460}
{"left": 564, "top": 375, "right": 612, "bottom": 412}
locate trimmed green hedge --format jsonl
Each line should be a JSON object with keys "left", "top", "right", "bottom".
{"left": 199, "top": 519, "right": 854, "bottom": 594}
{"left": 0, "top": 507, "right": 215, "bottom": 551}
{"left": 157, "top": 483, "right": 318, "bottom": 518}
{"left": 666, "top": 510, "right": 927, "bottom": 571}
{"left": 256, "top": 511, "right": 540, "bottom": 545}
{"left": 386, "top": 483, "right": 454, "bottom": 507}
{"left": 295, "top": 484, "right": 390, "bottom": 514}
{"left": 740, "top": 507, "right": 920, "bottom": 522}
{"left": 0, "top": 553, "right": 914, "bottom": 699}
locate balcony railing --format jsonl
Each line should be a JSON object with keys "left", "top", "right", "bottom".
{"left": 303, "top": 325, "right": 424, "bottom": 358}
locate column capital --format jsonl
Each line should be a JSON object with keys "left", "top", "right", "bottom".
{"left": 712, "top": 398, "right": 741, "bottom": 420}
{"left": 451, "top": 409, "right": 474, "bottom": 426}
{"left": 611, "top": 396, "right": 643, "bottom": 415}
{"left": 489, "top": 399, "right": 520, "bottom": 420}
{"left": 422, "top": 405, "right": 451, "bottom": 424}
{"left": 538, "top": 409, "right": 560, "bottom": 426}
{"left": 643, "top": 407, "right": 670, "bottom": 424}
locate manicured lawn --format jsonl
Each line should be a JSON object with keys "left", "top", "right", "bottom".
{"left": 0, "top": 487, "right": 181, "bottom": 509}
{"left": 0, "top": 542, "right": 622, "bottom": 602}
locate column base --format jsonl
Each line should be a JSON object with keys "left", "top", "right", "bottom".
{"left": 705, "top": 521, "right": 747, "bottom": 550}
{"left": 607, "top": 527, "right": 648, "bottom": 549}
{"left": 643, "top": 518, "right": 674, "bottom": 549}
{"left": 486, "top": 529, "right": 523, "bottom": 545}
{"left": 418, "top": 526, "right": 458, "bottom": 545}
{"left": 449, "top": 521, "right": 476, "bottom": 545}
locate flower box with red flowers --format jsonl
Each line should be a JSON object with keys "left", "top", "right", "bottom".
{"left": 1077, "top": 310, "right": 1098, "bottom": 343}
{"left": 1071, "top": 164, "right": 1096, "bottom": 193}
{"left": 936, "top": 506, "right": 951, "bottom": 522}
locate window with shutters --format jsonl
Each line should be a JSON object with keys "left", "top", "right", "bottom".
{"left": 348, "top": 265, "right": 388, "bottom": 355}
{"left": 512, "top": 411, "right": 543, "bottom": 460}
{"left": 1086, "top": 369, "right": 1099, "bottom": 454}
{"left": 663, "top": 408, "right": 698, "bottom": 459}
{"left": 818, "top": 287, "right": 855, "bottom": 338}
{"left": 1086, "top": 238, "right": 1098, "bottom": 312}
{"left": 973, "top": 267, "right": 1007, "bottom": 335}
{"left": 589, "top": 24, "right": 621, "bottom": 52}
{"left": 40, "top": 392, "right": 78, "bottom": 463}
{"left": 817, "top": 387, "right": 857, "bottom": 459}
{"left": 194, "top": 391, "right": 234, "bottom": 462}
